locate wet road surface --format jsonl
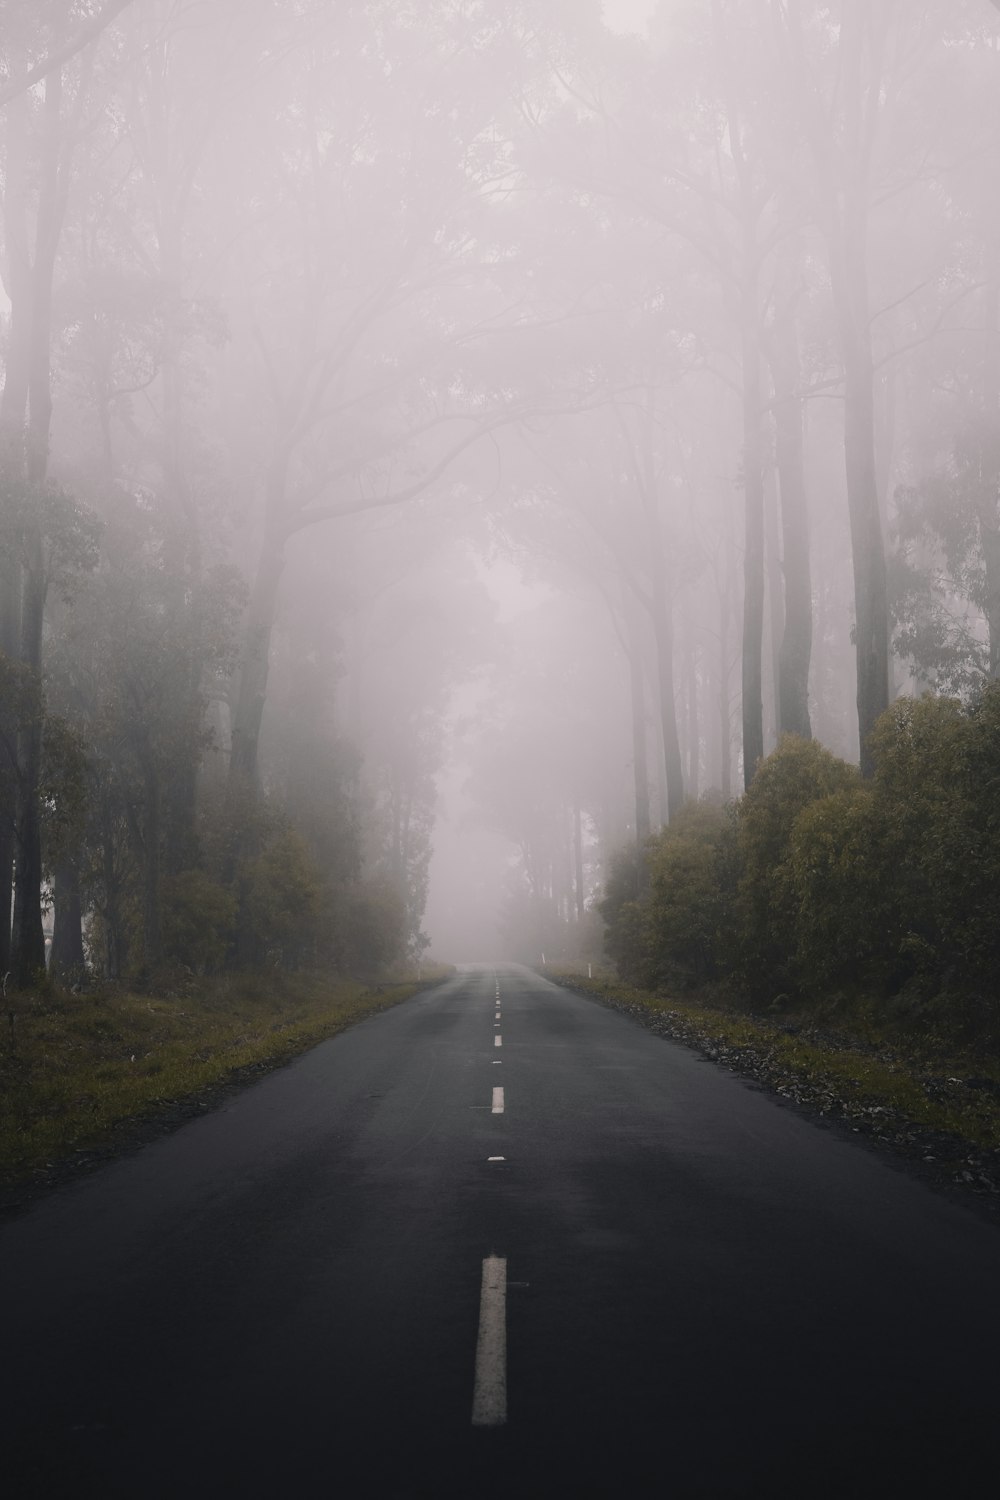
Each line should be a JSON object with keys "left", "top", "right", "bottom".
{"left": 2, "top": 964, "right": 998, "bottom": 1497}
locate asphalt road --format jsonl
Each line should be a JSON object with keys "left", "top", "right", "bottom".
{"left": 2, "top": 965, "right": 998, "bottom": 1498}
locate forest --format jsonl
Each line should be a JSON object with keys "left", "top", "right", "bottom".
{"left": 1, "top": 0, "right": 999, "bottom": 1043}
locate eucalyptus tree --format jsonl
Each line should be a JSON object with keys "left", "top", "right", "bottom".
{"left": 467, "top": 592, "right": 627, "bottom": 959}
{"left": 770, "top": 1, "right": 947, "bottom": 770}
{"left": 529, "top": 1, "right": 801, "bottom": 789}
{"left": 213, "top": 2, "right": 540, "bottom": 798}
{"left": 328, "top": 516, "right": 499, "bottom": 961}
{"left": 484, "top": 439, "right": 658, "bottom": 851}
{"left": 0, "top": 4, "right": 115, "bottom": 983}
{"left": 764, "top": 243, "right": 813, "bottom": 741}
{"left": 883, "top": 6, "right": 1000, "bottom": 686}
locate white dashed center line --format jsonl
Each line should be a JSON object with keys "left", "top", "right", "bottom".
{"left": 494, "top": 1035, "right": 502, "bottom": 1048}
{"left": 471, "top": 1255, "right": 507, "bottom": 1427}
{"left": 491, "top": 1086, "right": 504, "bottom": 1114}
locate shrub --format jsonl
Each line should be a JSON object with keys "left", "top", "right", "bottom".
{"left": 599, "top": 691, "right": 1000, "bottom": 1040}
{"left": 238, "top": 827, "right": 325, "bottom": 969}
{"left": 339, "top": 880, "right": 407, "bottom": 978}
{"left": 162, "top": 869, "right": 237, "bottom": 974}
{"left": 868, "top": 688, "right": 1000, "bottom": 1014}
{"left": 599, "top": 843, "right": 648, "bottom": 983}
{"left": 600, "top": 799, "right": 734, "bottom": 991}
{"left": 643, "top": 800, "right": 734, "bottom": 989}
{"left": 736, "top": 736, "right": 859, "bottom": 997}
{"left": 784, "top": 786, "right": 901, "bottom": 993}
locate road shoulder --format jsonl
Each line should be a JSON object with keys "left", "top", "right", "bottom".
{"left": 546, "top": 970, "right": 1000, "bottom": 1228}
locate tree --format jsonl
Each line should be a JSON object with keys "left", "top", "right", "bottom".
{"left": 766, "top": 253, "right": 813, "bottom": 739}
{"left": 774, "top": 2, "right": 913, "bottom": 772}
{"left": 217, "top": 2, "right": 537, "bottom": 796}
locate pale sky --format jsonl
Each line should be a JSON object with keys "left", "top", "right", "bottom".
{"left": 602, "top": 0, "right": 656, "bottom": 34}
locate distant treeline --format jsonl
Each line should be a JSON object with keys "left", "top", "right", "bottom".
{"left": 602, "top": 687, "right": 1000, "bottom": 1037}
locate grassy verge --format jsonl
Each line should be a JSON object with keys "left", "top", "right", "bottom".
{"left": 0, "top": 967, "right": 447, "bottom": 1199}
{"left": 545, "top": 965, "right": 1000, "bottom": 1216}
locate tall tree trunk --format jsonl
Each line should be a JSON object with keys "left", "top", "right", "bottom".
{"left": 637, "top": 406, "right": 684, "bottom": 821}
{"left": 141, "top": 759, "right": 163, "bottom": 972}
{"left": 0, "top": 74, "right": 32, "bottom": 978}
{"left": 625, "top": 599, "right": 652, "bottom": 851}
{"left": 228, "top": 532, "right": 286, "bottom": 786}
{"left": 780, "top": 0, "right": 888, "bottom": 769}
{"left": 101, "top": 815, "right": 124, "bottom": 982}
{"left": 11, "top": 69, "right": 69, "bottom": 985}
{"left": 649, "top": 565, "right": 684, "bottom": 821}
{"left": 771, "top": 291, "right": 813, "bottom": 739}
{"left": 764, "top": 467, "right": 783, "bottom": 753}
{"left": 10, "top": 526, "right": 47, "bottom": 985}
{"left": 686, "top": 622, "right": 700, "bottom": 799}
{"left": 158, "top": 212, "right": 203, "bottom": 872}
{"left": 573, "top": 802, "right": 585, "bottom": 924}
{"left": 716, "top": 529, "right": 734, "bottom": 801}
{"left": 50, "top": 858, "right": 85, "bottom": 982}
{"left": 831, "top": 6, "right": 889, "bottom": 775}
{"left": 740, "top": 249, "right": 766, "bottom": 788}
{"left": 978, "top": 245, "right": 1000, "bottom": 677}
{"left": 834, "top": 238, "right": 889, "bottom": 773}
{"left": 228, "top": 442, "right": 293, "bottom": 791}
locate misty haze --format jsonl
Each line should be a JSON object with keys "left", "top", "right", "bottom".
{"left": 3, "top": 3, "right": 1000, "bottom": 1496}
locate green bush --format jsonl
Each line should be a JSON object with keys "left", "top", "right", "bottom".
{"left": 783, "top": 786, "right": 896, "bottom": 993}
{"left": 599, "top": 843, "right": 648, "bottom": 984}
{"left": 238, "top": 827, "right": 325, "bottom": 969}
{"left": 600, "top": 799, "right": 734, "bottom": 990}
{"left": 736, "top": 736, "right": 859, "bottom": 997}
{"left": 643, "top": 800, "right": 734, "bottom": 989}
{"left": 598, "top": 693, "right": 1000, "bottom": 1040}
{"left": 162, "top": 869, "right": 237, "bottom": 974}
{"left": 339, "top": 879, "right": 407, "bottom": 978}
{"left": 869, "top": 688, "right": 1000, "bottom": 1013}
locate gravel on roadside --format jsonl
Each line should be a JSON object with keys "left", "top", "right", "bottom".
{"left": 556, "top": 977, "right": 1000, "bottom": 1228}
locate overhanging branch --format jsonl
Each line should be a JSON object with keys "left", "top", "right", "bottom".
{"left": 0, "top": 1, "right": 134, "bottom": 108}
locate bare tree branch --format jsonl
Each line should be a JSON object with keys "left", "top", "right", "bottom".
{"left": 0, "top": 0, "right": 134, "bottom": 108}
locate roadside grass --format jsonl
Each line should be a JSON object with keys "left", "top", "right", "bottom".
{"left": 0, "top": 968, "right": 446, "bottom": 1191}
{"left": 544, "top": 966, "right": 1000, "bottom": 1155}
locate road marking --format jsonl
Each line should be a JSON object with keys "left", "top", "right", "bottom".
{"left": 492, "top": 1087, "right": 504, "bottom": 1113}
{"left": 487, "top": 1155, "right": 505, "bottom": 1162}
{"left": 471, "top": 1256, "right": 507, "bottom": 1427}
{"left": 495, "top": 1035, "right": 502, "bottom": 1047}
{"left": 493, "top": 1059, "right": 501, "bottom": 1065}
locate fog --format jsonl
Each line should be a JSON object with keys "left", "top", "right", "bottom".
{"left": 2, "top": 1, "right": 999, "bottom": 983}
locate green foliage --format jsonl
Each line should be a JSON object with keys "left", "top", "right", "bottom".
{"left": 39, "top": 710, "right": 89, "bottom": 868}
{"left": 643, "top": 800, "right": 734, "bottom": 990}
{"left": 869, "top": 689, "right": 1000, "bottom": 1010}
{"left": 735, "top": 737, "right": 859, "bottom": 997}
{"left": 600, "top": 696, "right": 1000, "bottom": 1040}
{"left": 238, "top": 827, "right": 325, "bottom": 970}
{"left": 0, "top": 477, "right": 102, "bottom": 602}
{"left": 891, "top": 417, "right": 1000, "bottom": 694}
{"left": 597, "top": 842, "right": 645, "bottom": 981}
{"left": 0, "top": 652, "right": 41, "bottom": 804}
{"left": 0, "top": 972, "right": 425, "bottom": 1190}
{"left": 600, "top": 799, "right": 734, "bottom": 991}
{"left": 783, "top": 786, "right": 896, "bottom": 991}
{"left": 162, "top": 870, "right": 236, "bottom": 975}
{"left": 339, "top": 879, "right": 407, "bottom": 978}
